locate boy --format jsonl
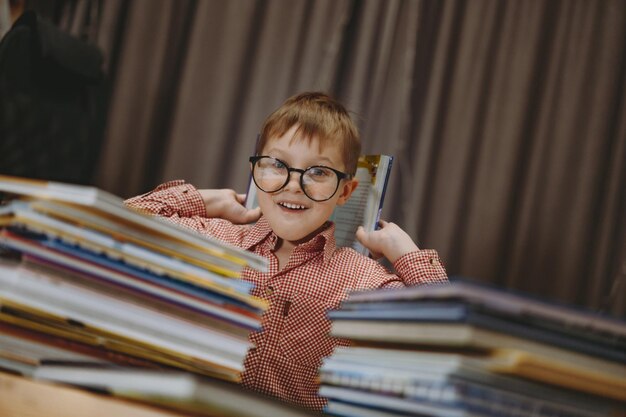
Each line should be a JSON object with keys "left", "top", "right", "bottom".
{"left": 125, "top": 92, "right": 448, "bottom": 410}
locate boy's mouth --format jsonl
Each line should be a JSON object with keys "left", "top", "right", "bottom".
{"left": 277, "top": 201, "right": 307, "bottom": 211}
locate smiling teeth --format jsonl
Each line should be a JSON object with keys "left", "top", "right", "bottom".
{"left": 280, "top": 202, "right": 305, "bottom": 210}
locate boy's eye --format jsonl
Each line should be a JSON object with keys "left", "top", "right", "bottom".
{"left": 307, "top": 167, "right": 333, "bottom": 179}
{"left": 270, "top": 158, "right": 286, "bottom": 169}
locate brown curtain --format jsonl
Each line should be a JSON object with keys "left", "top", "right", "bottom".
{"left": 28, "top": 0, "right": 626, "bottom": 316}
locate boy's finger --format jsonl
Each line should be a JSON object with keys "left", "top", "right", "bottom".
{"left": 355, "top": 226, "right": 369, "bottom": 245}
{"left": 236, "top": 193, "right": 247, "bottom": 204}
{"left": 230, "top": 207, "right": 259, "bottom": 224}
{"left": 243, "top": 207, "right": 262, "bottom": 223}
{"left": 250, "top": 206, "right": 262, "bottom": 219}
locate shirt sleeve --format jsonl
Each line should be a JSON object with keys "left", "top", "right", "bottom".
{"left": 352, "top": 248, "right": 448, "bottom": 291}
{"left": 125, "top": 180, "right": 207, "bottom": 218}
{"left": 391, "top": 249, "right": 449, "bottom": 286}
{"left": 124, "top": 180, "right": 246, "bottom": 243}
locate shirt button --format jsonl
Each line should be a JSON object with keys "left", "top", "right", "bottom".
{"left": 265, "top": 285, "right": 274, "bottom": 295}
{"left": 429, "top": 257, "right": 440, "bottom": 267}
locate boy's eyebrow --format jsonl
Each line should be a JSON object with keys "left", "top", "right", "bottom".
{"left": 308, "top": 156, "right": 335, "bottom": 166}
{"left": 264, "top": 148, "right": 337, "bottom": 167}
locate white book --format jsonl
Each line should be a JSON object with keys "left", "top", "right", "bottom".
{"left": 0, "top": 358, "right": 36, "bottom": 376}
{"left": 325, "top": 400, "right": 413, "bottom": 417}
{"left": 319, "top": 354, "right": 614, "bottom": 417}
{"left": 32, "top": 366, "right": 320, "bottom": 417}
{"left": 329, "top": 320, "right": 625, "bottom": 377}
{"left": 0, "top": 334, "right": 110, "bottom": 366}
{"left": 0, "top": 261, "right": 250, "bottom": 373}
{"left": 320, "top": 385, "right": 471, "bottom": 417}
{"left": 321, "top": 384, "right": 605, "bottom": 417}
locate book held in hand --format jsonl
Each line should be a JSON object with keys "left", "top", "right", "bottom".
{"left": 246, "top": 154, "right": 393, "bottom": 255}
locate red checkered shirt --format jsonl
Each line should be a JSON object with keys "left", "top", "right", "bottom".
{"left": 125, "top": 180, "right": 448, "bottom": 410}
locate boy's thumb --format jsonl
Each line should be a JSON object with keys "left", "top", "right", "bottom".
{"left": 245, "top": 206, "right": 262, "bottom": 223}
{"left": 355, "top": 225, "right": 367, "bottom": 244}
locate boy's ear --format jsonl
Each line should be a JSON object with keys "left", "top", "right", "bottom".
{"left": 336, "top": 178, "right": 359, "bottom": 206}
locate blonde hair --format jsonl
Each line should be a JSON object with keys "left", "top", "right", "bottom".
{"left": 256, "top": 92, "right": 361, "bottom": 174}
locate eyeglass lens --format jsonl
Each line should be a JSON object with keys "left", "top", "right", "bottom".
{"left": 253, "top": 157, "right": 340, "bottom": 201}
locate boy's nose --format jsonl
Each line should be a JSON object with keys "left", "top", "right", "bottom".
{"left": 283, "top": 171, "right": 303, "bottom": 193}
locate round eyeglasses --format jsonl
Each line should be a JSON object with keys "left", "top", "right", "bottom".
{"left": 249, "top": 156, "right": 353, "bottom": 202}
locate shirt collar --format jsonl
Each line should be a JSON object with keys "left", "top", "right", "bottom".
{"left": 242, "top": 216, "right": 274, "bottom": 250}
{"left": 242, "top": 216, "right": 337, "bottom": 264}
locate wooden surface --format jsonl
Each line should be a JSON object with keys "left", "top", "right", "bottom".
{"left": 0, "top": 372, "right": 188, "bottom": 417}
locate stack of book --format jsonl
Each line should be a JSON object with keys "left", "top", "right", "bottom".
{"left": 0, "top": 175, "right": 269, "bottom": 382}
{"left": 320, "top": 279, "right": 626, "bottom": 417}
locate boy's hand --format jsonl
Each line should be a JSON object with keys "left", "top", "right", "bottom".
{"left": 356, "top": 220, "right": 419, "bottom": 264}
{"left": 197, "top": 189, "right": 261, "bottom": 224}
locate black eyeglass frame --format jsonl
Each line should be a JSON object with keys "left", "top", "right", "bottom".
{"left": 249, "top": 155, "right": 353, "bottom": 202}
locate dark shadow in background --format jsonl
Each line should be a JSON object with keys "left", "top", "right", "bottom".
{"left": 0, "top": 10, "right": 107, "bottom": 185}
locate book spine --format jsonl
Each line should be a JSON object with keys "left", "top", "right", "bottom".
{"left": 374, "top": 156, "right": 393, "bottom": 231}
